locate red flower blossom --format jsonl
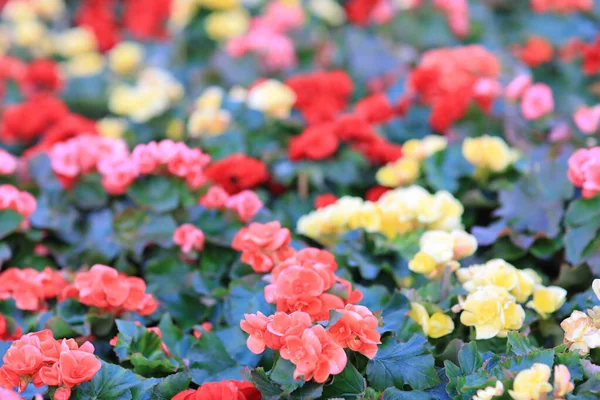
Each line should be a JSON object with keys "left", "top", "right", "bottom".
{"left": 512, "top": 36, "right": 554, "bottom": 67}
{"left": 205, "top": 154, "right": 269, "bottom": 194}
{"left": 21, "top": 59, "right": 63, "bottom": 95}
{"left": 172, "top": 380, "right": 261, "bottom": 400}
{"left": 314, "top": 193, "right": 338, "bottom": 209}
{"left": 288, "top": 124, "right": 339, "bottom": 161}
{"left": 354, "top": 93, "right": 396, "bottom": 125}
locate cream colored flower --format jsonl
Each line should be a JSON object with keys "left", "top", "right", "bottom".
{"left": 473, "top": 381, "right": 504, "bottom": 400}
{"left": 63, "top": 52, "right": 105, "bottom": 77}
{"left": 53, "top": 27, "right": 97, "bottom": 58}
{"left": 247, "top": 80, "right": 296, "bottom": 118}
{"left": 308, "top": 0, "right": 345, "bottom": 26}
{"left": 561, "top": 310, "right": 600, "bottom": 354}
{"left": 109, "top": 42, "right": 144, "bottom": 75}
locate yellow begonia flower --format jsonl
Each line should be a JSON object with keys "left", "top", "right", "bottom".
{"left": 402, "top": 135, "right": 447, "bottom": 161}
{"left": 53, "top": 27, "right": 97, "bottom": 58}
{"left": 553, "top": 365, "right": 574, "bottom": 399}
{"left": 14, "top": 20, "right": 46, "bottom": 47}
{"left": 409, "top": 303, "right": 454, "bottom": 339}
{"left": 109, "top": 42, "right": 144, "bottom": 75}
{"left": 247, "top": 80, "right": 296, "bottom": 119}
{"left": 560, "top": 310, "right": 600, "bottom": 355}
{"left": 32, "top": 0, "right": 64, "bottom": 20}
{"left": 2, "top": 0, "right": 36, "bottom": 22}
{"left": 64, "top": 52, "right": 105, "bottom": 77}
{"left": 196, "top": 87, "right": 224, "bottom": 112}
{"left": 198, "top": 0, "right": 239, "bottom": 10}
{"left": 308, "top": 0, "right": 346, "bottom": 26}
{"left": 409, "top": 252, "right": 438, "bottom": 275}
{"left": 297, "top": 185, "right": 465, "bottom": 244}
{"left": 187, "top": 109, "right": 231, "bottom": 137}
{"left": 460, "top": 286, "right": 524, "bottom": 339}
{"left": 457, "top": 259, "right": 539, "bottom": 303}
{"left": 527, "top": 286, "right": 567, "bottom": 318}
{"left": 508, "top": 363, "right": 552, "bottom": 400}
{"left": 205, "top": 9, "right": 249, "bottom": 41}
{"left": 462, "top": 135, "right": 515, "bottom": 172}
{"left": 97, "top": 118, "right": 127, "bottom": 140}
{"left": 473, "top": 381, "right": 504, "bottom": 400}
{"left": 375, "top": 157, "right": 420, "bottom": 188}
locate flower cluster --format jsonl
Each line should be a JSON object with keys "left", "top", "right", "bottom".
{"left": 462, "top": 135, "right": 517, "bottom": 172}
{"left": 408, "top": 229, "right": 478, "bottom": 279}
{"left": 0, "top": 329, "right": 101, "bottom": 400}
{"left": 173, "top": 224, "right": 205, "bottom": 254}
{"left": 232, "top": 221, "right": 294, "bottom": 273}
{"left": 409, "top": 302, "right": 455, "bottom": 339}
{"left": 376, "top": 135, "right": 447, "bottom": 188}
{"left": 263, "top": 248, "right": 362, "bottom": 320}
{"left": 407, "top": 45, "right": 501, "bottom": 132}
{"left": 0, "top": 184, "right": 36, "bottom": 226}
{"left": 50, "top": 136, "right": 211, "bottom": 195}
{"left": 512, "top": 35, "right": 554, "bottom": 68}
{"left": 560, "top": 279, "right": 600, "bottom": 354}
{"left": 109, "top": 67, "right": 184, "bottom": 123}
{"left": 246, "top": 79, "right": 296, "bottom": 119}
{"left": 61, "top": 264, "right": 158, "bottom": 316}
{"left": 456, "top": 259, "right": 567, "bottom": 336}
{"left": 286, "top": 71, "right": 402, "bottom": 164}
{"left": 568, "top": 147, "right": 600, "bottom": 198}
{"left": 573, "top": 104, "right": 600, "bottom": 134}
{"left": 226, "top": 1, "right": 304, "bottom": 71}
{"left": 0, "top": 149, "right": 18, "bottom": 175}
{"left": 200, "top": 186, "right": 263, "bottom": 223}
{"left": 0, "top": 267, "right": 67, "bottom": 311}
{"left": 173, "top": 379, "right": 261, "bottom": 400}
{"left": 241, "top": 307, "right": 379, "bottom": 383}
{"left": 297, "top": 185, "right": 464, "bottom": 244}
{"left": 204, "top": 153, "right": 268, "bottom": 194}
{"left": 509, "top": 363, "right": 574, "bottom": 400}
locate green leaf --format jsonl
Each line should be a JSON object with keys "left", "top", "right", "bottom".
{"left": 565, "top": 197, "right": 600, "bottom": 227}
{"left": 73, "top": 176, "right": 108, "bottom": 209}
{"left": 0, "top": 209, "right": 23, "bottom": 240}
{"left": 556, "top": 350, "right": 584, "bottom": 382}
{"left": 491, "top": 349, "right": 555, "bottom": 378}
{"left": 269, "top": 358, "right": 303, "bottom": 393}
{"left": 128, "top": 175, "right": 180, "bottom": 213}
{"left": 70, "top": 362, "right": 141, "bottom": 400}
{"left": 244, "top": 367, "right": 285, "bottom": 400}
{"left": 188, "top": 330, "right": 240, "bottom": 384}
{"left": 321, "top": 363, "right": 366, "bottom": 399}
{"left": 506, "top": 332, "right": 533, "bottom": 356}
{"left": 150, "top": 372, "right": 191, "bottom": 400}
{"left": 367, "top": 335, "right": 441, "bottom": 391}
{"left": 458, "top": 342, "right": 483, "bottom": 375}
{"left": 381, "top": 388, "right": 431, "bottom": 400}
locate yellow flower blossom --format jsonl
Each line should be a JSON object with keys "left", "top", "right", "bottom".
{"left": 169, "top": 0, "right": 198, "bottom": 31}
{"left": 508, "top": 363, "right": 552, "bottom": 400}
{"left": 409, "top": 252, "right": 438, "bottom": 276}
{"left": 205, "top": 9, "right": 249, "bottom": 41}
{"left": 187, "top": 109, "right": 231, "bottom": 137}
{"left": 247, "top": 80, "right": 296, "bottom": 119}
{"left": 63, "top": 52, "right": 105, "bottom": 77}
{"left": 527, "top": 286, "right": 567, "bottom": 318}
{"left": 553, "top": 365, "right": 574, "bottom": 399}
{"left": 460, "top": 285, "right": 524, "bottom": 339}
{"left": 14, "top": 20, "right": 46, "bottom": 48}
{"left": 308, "top": 0, "right": 346, "bottom": 26}
{"left": 462, "top": 135, "right": 516, "bottom": 172}
{"left": 97, "top": 118, "right": 127, "bottom": 140}
{"left": 2, "top": 0, "right": 36, "bottom": 22}
{"left": 53, "top": 27, "right": 97, "bottom": 58}
{"left": 32, "top": 0, "right": 64, "bottom": 20}
{"left": 297, "top": 186, "right": 464, "bottom": 244}
{"left": 196, "top": 86, "right": 225, "bottom": 111}
{"left": 376, "top": 157, "right": 420, "bottom": 188}
{"left": 409, "top": 303, "right": 454, "bottom": 339}
{"left": 403, "top": 135, "right": 448, "bottom": 161}
{"left": 109, "top": 42, "right": 144, "bottom": 75}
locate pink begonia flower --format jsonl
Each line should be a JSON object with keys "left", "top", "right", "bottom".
{"left": 521, "top": 83, "right": 554, "bottom": 120}
{"left": 199, "top": 186, "right": 230, "bottom": 209}
{"left": 0, "top": 149, "right": 17, "bottom": 175}
{"left": 173, "top": 224, "right": 205, "bottom": 253}
{"left": 505, "top": 74, "right": 532, "bottom": 101}
{"left": 574, "top": 105, "right": 600, "bottom": 134}
{"left": 225, "top": 190, "right": 263, "bottom": 222}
